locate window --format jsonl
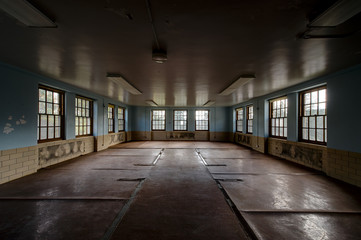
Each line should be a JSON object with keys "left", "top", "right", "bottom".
{"left": 270, "top": 97, "right": 288, "bottom": 138}
{"left": 247, "top": 105, "right": 253, "bottom": 134}
{"left": 75, "top": 96, "right": 93, "bottom": 137}
{"left": 300, "top": 86, "right": 327, "bottom": 144}
{"left": 118, "top": 107, "right": 125, "bottom": 131}
{"left": 195, "top": 110, "right": 209, "bottom": 131}
{"left": 174, "top": 110, "right": 187, "bottom": 131}
{"left": 152, "top": 110, "right": 166, "bottom": 131}
{"left": 38, "top": 86, "right": 63, "bottom": 142}
{"left": 236, "top": 108, "right": 243, "bottom": 132}
{"left": 108, "top": 104, "right": 114, "bottom": 133}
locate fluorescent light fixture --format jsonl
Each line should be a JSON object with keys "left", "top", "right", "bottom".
{"left": 203, "top": 100, "right": 215, "bottom": 107}
{"left": 219, "top": 75, "right": 255, "bottom": 96}
{"left": 0, "top": 0, "right": 57, "bottom": 28}
{"left": 106, "top": 73, "right": 142, "bottom": 95}
{"left": 309, "top": 0, "right": 361, "bottom": 27}
{"left": 152, "top": 50, "right": 167, "bottom": 64}
{"left": 145, "top": 100, "right": 158, "bottom": 106}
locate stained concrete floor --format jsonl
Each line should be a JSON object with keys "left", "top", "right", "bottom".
{"left": 0, "top": 141, "right": 360, "bottom": 240}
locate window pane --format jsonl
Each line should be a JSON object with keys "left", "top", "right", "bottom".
{"left": 53, "top": 92, "right": 59, "bottom": 103}
{"left": 319, "top": 103, "right": 326, "bottom": 115}
{"left": 40, "top": 128, "right": 47, "bottom": 140}
{"left": 309, "top": 129, "right": 316, "bottom": 141}
{"left": 48, "top": 115, "right": 54, "bottom": 126}
{"left": 39, "top": 89, "right": 46, "bottom": 101}
{"left": 47, "top": 103, "right": 53, "bottom": 114}
{"left": 54, "top": 104, "right": 60, "bottom": 115}
{"left": 317, "top": 129, "right": 324, "bottom": 142}
{"left": 309, "top": 116, "right": 316, "bottom": 128}
{"left": 47, "top": 91, "right": 53, "bottom": 102}
{"left": 41, "top": 115, "right": 47, "bottom": 127}
{"left": 317, "top": 116, "right": 324, "bottom": 129}
{"left": 302, "top": 129, "right": 308, "bottom": 140}
{"left": 311, "top": 91, "right": 317, "bottom": 103}
{"left": 39, "top": 102, "right": 46, "bottom": 114}
{"left": 304, "top": 105, "right": 310, "bottom": 116}
{"left": 55, "top": 116, "right": 61, "bottom": 126}
{"left": 302, "top": 117, "right": 308, "bottom": 128}
{"left": 311, "top": 104, "right": 317, "bottom": 115}
{"left": 319, "top": 89, "right": 326, "bottom": 102}
{"left": 304, "top": 93, "right": 310, "bottom": 104}
{"left": 48, "top": 127, "right": 54, "bottom": 139}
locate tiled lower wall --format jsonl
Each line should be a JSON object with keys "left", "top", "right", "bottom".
{"left": 234, "top": 134, "right": 361, "bottom": 188}
{"left": 0, "top": 146, "right": 38, "bottom": 184}
{"left": 326, "top": 148, "right": 361, "bottom": 187}
{"left": 234, "top": 132, "right": 267, "bottom": 153}
{"left": 95, "top": 132, "right": 126, "bottom": 151}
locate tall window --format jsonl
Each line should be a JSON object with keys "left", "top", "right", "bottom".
{"left": 174, "top": 110, "right": 187, "bottom": 131}
{"left": 118, "top": 107, "right": 125, "bottom": 131}
{"left": 152, "top": 110, "right": 166, "bottom": 131}
{"left": 300, "top": 86, "right": 327, "bottom": 144}
{"left": 236, "top": 108, "right": 243, "bottom": 132}
{"left": 195, "top": 110, "right": 209, "bottom": 131}
{"left": 247, "top": 105, "right": 253, "bottom": 134}
{"left": 270, "top": 97, "right": 287, "bottom": 138}
{"left": 38, "top": 86, "right": 63, "bottom": 142}
{"left": 108, "top": 104, "right": 114, "bottom": 133}
{"left": 75, "top": 96, "right": 93, "bottom": 137}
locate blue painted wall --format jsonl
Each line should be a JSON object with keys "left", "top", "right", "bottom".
{"left": 128, "top": 106, "right": 232, "bottom": 132}
{"left": 231, "top": 64, "right": 361, "bottom": 153}
{"left": 0, "top": 62, "right": 128, "bottom": 150}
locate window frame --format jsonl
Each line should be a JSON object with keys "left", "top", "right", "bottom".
{"left": 236, "top": 108, "right": 243, "bottom": 133}
{"left": 108, "top": 104, "right": 115, "bottom": 133}
{"left": 75, "top": 96, "right": 93, "bottom": 137}
{"left": 299, "top": 86, "right": 327, "bottom": 145}
{"left": 151, "top": 110, "right": 166, "bottom": 131}
{"left": 195, "top": 110, "right": 209, "bottom": 131}
{"left": 37, "top": 85, "right": 64, "bottom": 143}
{"left": 118, "top": 107, "right": 125, "bottom": 132}
{"left": 269, "top": 96, "right": 288, "bottom": 139}
{"left": 246, "top": 105, "right": 253, "bottom": 134}
{"left": 173, "top": 110, "right": 188, "bottom": 131}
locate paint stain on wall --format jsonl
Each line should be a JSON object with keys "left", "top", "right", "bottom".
{"left": 3, "top": 115, "right": 27, "bottom": 134}
{"left": 39, "top": 141, "right": 83, "bottom": 162}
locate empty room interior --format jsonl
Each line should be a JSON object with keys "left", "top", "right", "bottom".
{"left": 1, "top": 0, "right": 361, "bottom": 239}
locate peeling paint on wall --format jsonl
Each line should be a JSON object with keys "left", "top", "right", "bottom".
{"left": 279, "top": 143, "right": 323, "bottom": 169}
{"left": 39, "top": 141, "right": 83, "bottom": 163}
{"left": 2, "top": 115, "right": 27, "bottom": 134}
{"left": 167, "top": 132, "right": 195, "bottom": 140}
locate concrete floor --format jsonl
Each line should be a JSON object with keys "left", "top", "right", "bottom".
{"left": 0, "top": 141, "right": 360, "bottom": 240}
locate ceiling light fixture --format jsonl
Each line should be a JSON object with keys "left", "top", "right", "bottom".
{"left": 203, "top": 100, "right": 215, "bottom": 107}
{"left": 106, "top": 73, "right": 142, "bottom": 95}
{"left": 309, "top": 0, "right": 361, "bottom": 27}
{"left": 0, "top": 0, "right": 57, "bottom": 28}
{"left": 145, "top": 100, "right": 158, "bottom": 106}
{"left": 152, "top": 49, "right": 167, "bottom": 64}
{"left": 218, "top": 75, "right": 255, "bottom": 96}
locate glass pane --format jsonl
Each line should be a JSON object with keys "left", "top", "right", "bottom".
{"left": 47, "top": 103, "right": 53, "bottom": 114}
{"left": 273, "top": 101, "right": 277, "bottom": 109}
{"left": 284, "top": 118, "right": 287, "bottom": 127}
{"left": 86, "top": 109, "right": 89, "bottom": 117}
{"left": 39, "top": 89, "right": 46, "bottom": 101}
{"left": 280, "top": 127, "right": 284, "bottom": 136}
{"left": 284, "top": 127, "right": 287, "bottom": 137}
{"left": 302, "top": 117, "right": 308, "bottom": 128}
{"left": 47, "top": 91, "right": 53, "bottom": 102}
{"left": 319, "top": 103, "right": 326, "bottom": 115}
{"left": 75, "top": 126, "right": 79, "bottom": 135}
{"left": 325, "top": 130, "right": 327, "bottom": 142}
{"left": 53, "top": 92, "right": 59, "bottom": 103}
{"left": 317, "top": 129, "right": 324, "bottom": 142}
{"left": 82, "top": 108, "right": 85, "bottom": 116}
{"left": 319, "top": 89, "right": 326, "bottom": 102}
{"left": 276, "top": 119, "right": 279, "bottom": 127}
{"left": 55, "top": 127, "right": 60, "bottom": 138}
{"left": 311, "top": 91, "right": 317, "bottom": 103}
{"left": 304, "top": 105, "right": 310, "bottom": 116}
{"left": 48, "top": 127, "right": 54, "bottom": 139}
{"left": 325, "top": 116, "right": 327, "bottom": 128}
{"left": 277, "top": 109, "right": 280, "bottom": 117}
{"left": 280, "top": 118, "right": 283, "bottom": 127}
{"left": 54, "top": 104, "right": 60, "bottom": 115}
{"left": 302, "top": 129, "right": 308, "bottom": 140}
{"left": 86, "top": 101, "right": 90, "bottom": 108}
{"left": 41, "top": 115, "right": 47, "bottom": 127}
{"left": 309, "top": 129, "right": 316, "bottom": 141}
{"left": 309, "top": 116, "right": 315, "bottom": 128}
{"left": 281, "top": 108, "right": 284, "bottom": 117}
{"left": 311, "top": 104, "right": 317, "bottom": 115}
{"left": 48, "top": 115, "right": 54, "bottom": 126}
{"left": 55, "top": 116, "right": 61, "bottom": 126}
{"left": 39, "top": 102, "right": 46, "bottom": 114}
{"left": 78, "top": 108, "right": 82, "bottom": 116}
{"left": 40, "top": 128, "right": 47, "bottom": 140}
{"left": 317, "top": 116, "right": 324, "bottom": 128}
{"left": 87, "top": 126, "right": 90, "bottom": 134}
{"left": 82, "top": 99, "right": 86, "bottom": 108}
{"left": 271, "top": 119, "right": 275, "bottom": 127}
{"left": 87, "top": 118, "right": 91, "bottom": 125}
{"left": 304, "top": 93, "right": 310, "bottom": 104}
{"left": 272, "top": 127, "right": 275, "bottom": 136}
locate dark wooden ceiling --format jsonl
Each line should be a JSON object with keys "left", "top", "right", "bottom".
{"left": 1, "top": 0, "right": 361, "bottom": 106}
